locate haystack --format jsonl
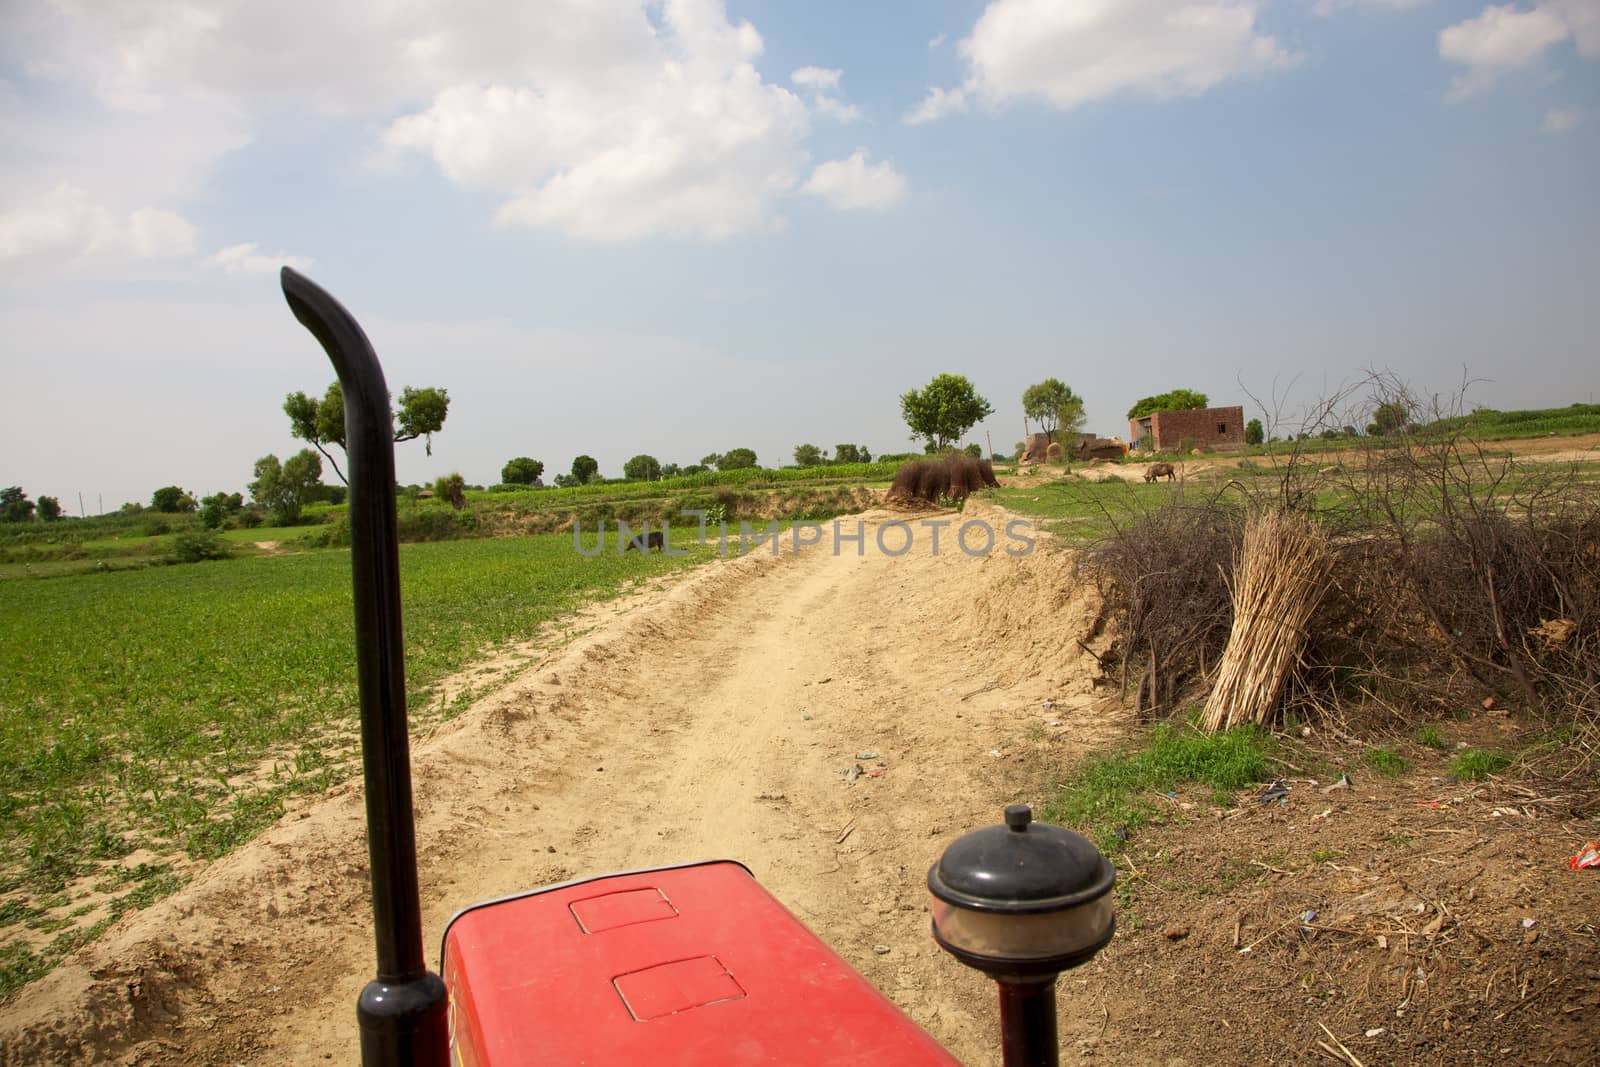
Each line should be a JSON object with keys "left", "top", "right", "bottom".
{"left": 885, "top": 454, "right": 996, "bottom": 506}
{"left": 1201, "top": 511, "right": 1334, "bottom": 732}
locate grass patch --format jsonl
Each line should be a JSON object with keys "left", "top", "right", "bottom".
{"left": 1413, "top": 724, "right": 1449, "bottom": 750}
{"left": 0, "top": 531, "right": 719, "bottom": 990}
{"left": 1449, "top": 749, "right": 1511, "bottom": 780}
{"left": 1367, "top": 747, "right": 1407, "bottom": 778}
{"left": 1042, "top": 720, "right": 1270, "bottom": 853}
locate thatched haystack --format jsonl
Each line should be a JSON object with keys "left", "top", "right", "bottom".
{"left": 886, "top": 454, "right": 998, "bottom": 506}
{"left": 1201, "top": 511, "right": 1334, "bottom": 732}
{"left": 1045, "top": 441, "right": 1064, "bottom": 462}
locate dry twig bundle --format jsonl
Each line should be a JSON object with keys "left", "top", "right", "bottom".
{"left": 1202, "top": 511, "right": 1335, "bottom": 732}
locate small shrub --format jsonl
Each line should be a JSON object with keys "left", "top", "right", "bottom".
{"left": 140, "top": 518, "right": 172, "bottom": 538}
{"left": 1367, "top": 747, "right": 1406, "bottom": 778}
{"left": 1449, "top": 749, "right": 1510, "bottom": 780}
{"left": 166, "top": 531, "right": 230, "bottom": 564}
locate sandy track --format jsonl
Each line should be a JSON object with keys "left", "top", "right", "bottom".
{"left": 1, "top": 506, "right": 1125, "bottom": 1066}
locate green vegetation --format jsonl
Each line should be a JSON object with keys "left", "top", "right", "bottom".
{"left": 285, "top": 380, "right": 451, "bottom": 485}
{"left": 901, "top": 373, "right": 993, "bottom": 452}
{"left": 1043, "top": 720, "right": 1270, "bottom": 853}
{"left": 1021, "top": 378, "right": 1086, "bottom": 438}
{"left": 0, "top": 533, "right": 715, "bottom": 988}
{"left": 500, "top": 457, "right": 544, "bottom": 485}
{"left": 1366, "top": 746, "right": 1407, "bottom": 778}
{"left": 1126, "top": 389, "right": 1209, "bottom": 421}
{"left": 1449, "top": 749, "right": 1511, "bottom": 780}
{"left": 1413, "top": 724, "right": 1448, "bottom": 750}
{"left": 1428, "top": 403, "right": 1600, "bottom": 440}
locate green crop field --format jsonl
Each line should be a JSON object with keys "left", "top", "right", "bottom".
{"left": 0, "top": 533, "right": 716, "bottom": 993}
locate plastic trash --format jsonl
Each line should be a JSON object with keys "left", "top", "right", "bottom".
{"left": 1570, "top": 840, "right": 1600, "bottom": 870}
{"left": 1257, "top": 779, "right": 1290, "bottom": 804}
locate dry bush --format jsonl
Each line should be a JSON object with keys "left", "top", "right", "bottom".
{"left": 1092, "top": 371, "right": 1599, "bottom": 744}
{"left": 1078, "top": 487, "right": 1243, "bottom": 716}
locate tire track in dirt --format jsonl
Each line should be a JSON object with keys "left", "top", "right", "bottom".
{"left": 1, "top": 506, "right": 1127, "bottom": 1067}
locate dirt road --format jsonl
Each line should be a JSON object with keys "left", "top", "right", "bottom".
{"left": 2, "top": 504, "right": 1126, "bottom": 1065}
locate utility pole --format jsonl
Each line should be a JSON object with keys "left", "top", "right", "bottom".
{"left": 78, "top": 492, "right": 85, "bottom": 519}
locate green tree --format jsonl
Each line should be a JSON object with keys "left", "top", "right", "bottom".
{"left": 1371, "top": 401, "right": 1408, "bottom": 436}
{"left": 1, "top": 488, "right": 34, "bottom": 523}
{"left": 901, "top": 373, "right": 993, "bottom": 452}
{"left": 199, "top": 491, "right": 243, "bottom": 529}
{"left": 623, "top": 454, "right": 662, "bottom": 481}
{"left": 36, "top": 495, "right": 62, "bottom": 521}
{"left": 661, "top": 463, "right": 682, "bottom": 478}
{"left": 500, "top": 457, "right": 545, "bottom": 485}
{"left": 793, "top": 444, "right": 825, "bottom": 467}
{"left": 1021, "top": 378, "right": 1086, "bottom": 437}
{"left": 833, "top": 444, "right": 871, "bottom": 464}
{"left": 717, "top": 448, "right": 758, "bottom": 471}
{"left": 1245, "top": 418, "right": 1264, "bottom": 446}
{"left": 700, "top": 453, "right": 722, "bottom": 468}
{"left": 151, "top": 485, "right": 196, "bottom": 513}
{"left": 1126, "top": 389, "right": 1210, "bottom": 420}
{"left": 285, "top": 381, "right": 450, "bottom": 485}
{"left": 571, "top": 455, "right": 600, "bottom": 484}
{"left": 249, "top": 450, "right": 323, "bottom": 526}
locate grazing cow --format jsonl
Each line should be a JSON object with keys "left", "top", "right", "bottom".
{"left": 1143, "top": 462, "right": 1177, "bottom": 483}
{"left": 624, "top": 529, "right": 666, "bottom": 553}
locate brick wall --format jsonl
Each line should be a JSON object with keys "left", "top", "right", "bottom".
{"left": 1129, "top": 406, "right": 1245, "bottom": 452}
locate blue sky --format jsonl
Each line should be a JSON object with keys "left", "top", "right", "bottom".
{"left": 2, "top": 0, "right": 1596, "bottom": 509}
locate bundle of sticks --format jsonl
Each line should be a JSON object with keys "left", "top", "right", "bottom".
{"left": 1202, "top": 510, "right": 1334, "bottom": 732}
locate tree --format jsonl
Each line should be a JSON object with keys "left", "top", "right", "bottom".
{"left": 570, "top": 455, "right": 600, "bottom": 484}
{"left": 199, "top": 491, "right": 243, "bottom": 530}
{"left": 151, "top": 485, "right": 196, "bottom": 513}
{"left": 1126, "top": 389, "right": 1210, "bottom": 420}
{"left": 285, "top": 381, "right": 450, "bottom": 485}
{"left": 249, "top": 449, "right": 323, "bottom": 526}
{"left": 36, "top": 495, "right": 62, "bottom": 521}
{"left": 1245, "top": 418, "right": 1264, "bottom": 446}
{"left": 717, "top": 448, "right": 758, "bottom": 471}
{"left": 901, "top": 373, "right": 993, "bottom": 452}
{"left": 623, "top": 454, "right": 662, "bottom": 481}
{"left": 1371, "top": 401, "right": 1408, "bottom": 436}
{"left": 1021, "top": 378, "right": 1086, "bottom": 437}
{"left": 833, "top": 444, "right": 871, "bottom": 464}
{"left": 793, "top": 444, "right": 825, "bottom": 467}
{"left": 1, "top": 487, "right": 35, "bottom": 523}
{"left": 501, "top": 457, "right": 545, "bottom": 485}
{"left": 700, "top": 453, "right": 722, "bottom": 468}
{"left": 660, "top": 463, "right": 682, "bottom": 478}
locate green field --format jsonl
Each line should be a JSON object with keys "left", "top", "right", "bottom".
{"left": 0, "top": 533, "right": 716, "bottom": 993}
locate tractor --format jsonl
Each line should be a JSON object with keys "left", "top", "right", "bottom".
{"left": 280, "top": 268, "right": 1114, "bottom": 1067}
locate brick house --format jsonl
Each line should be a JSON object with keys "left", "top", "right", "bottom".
{"left": 1128, "top": 406, "right": 1245, "bottom": 452}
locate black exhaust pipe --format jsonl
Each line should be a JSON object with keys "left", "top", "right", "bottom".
{"left": 281, "top": 268, "right": 448, "bottom": 1066}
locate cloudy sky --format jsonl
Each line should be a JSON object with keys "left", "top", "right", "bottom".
{"left": 2, "top": 0, "right": 1596, "bottom": 509}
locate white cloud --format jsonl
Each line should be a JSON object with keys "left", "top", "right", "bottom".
{"left": 0, "top": 185, "right": 196, "bottom": 266}
{"left": 209, "top": 242, "right": 314, "bottom": 275}
{"left": 1438, "top": 4, "right": 1570, "bottom": 97}
{"left": 789, "top": 65, "right": 862, "bottom": 124}
{"left": 905, "top": 85, "right": 971, "bottom": 125}
{"left": 791, "top": 66, "right": 842, "bottom": 89}
{"left": 906, "top": 0, "right": 1297, "bottom": 122}
{"left": 10, "top": 1, "right": 903, "bottom": 245}
{"left": 1545, "top": 0, "right": 1600, "bottom": 57}
{"left": 1542, "top": 106, "right": 1583, "bottom": 131}
{"left": 929, "top": 33, "right": 948, "bottom": 49}
{"left": 127, "top": 209, "right": 197, "bottom": 259}
{"left": 1312, "top": 0, "right": 1431, "bottom": 15}
{"left": 801, "top": 150, "right": 908, "bottom": 211}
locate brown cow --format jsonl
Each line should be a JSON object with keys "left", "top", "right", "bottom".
{"left": 1143, "top": 462, "right": 1176, "bottom": 483}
